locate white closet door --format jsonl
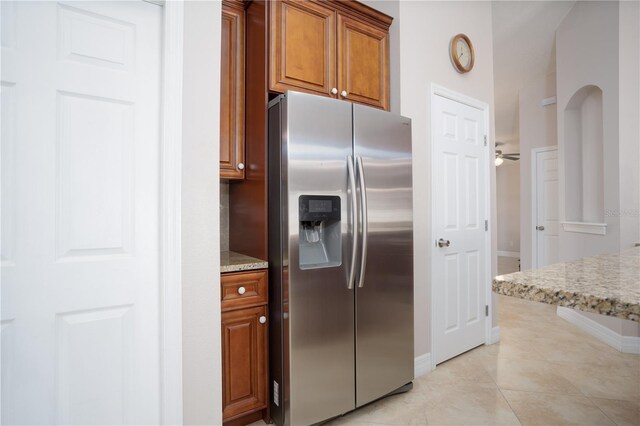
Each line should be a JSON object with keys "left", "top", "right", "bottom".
{"left": 1, "top": 2, "right": 163, "bottom": 424}
{"left": 432, "top": 94, "right": 488, "bottom": 364}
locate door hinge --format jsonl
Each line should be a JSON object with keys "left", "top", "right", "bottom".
{"left": 485, "top": 305, "right": 489, "bottom": 316}
{"left": 485, "top": 220, "right": 488, "bottom": 231}
{"left": 484, "top": 135, "right": 487, "bottom": 146}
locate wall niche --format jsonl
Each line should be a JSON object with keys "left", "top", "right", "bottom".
{"left": 562, "top": 85, "right": 607, "bottom": 234}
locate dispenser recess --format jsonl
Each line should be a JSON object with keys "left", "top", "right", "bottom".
{"left": 298, "top": 195, "right": 341, "bottom": 269}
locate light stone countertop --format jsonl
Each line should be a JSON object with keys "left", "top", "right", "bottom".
{"left": 220, "top": 251, "right": 268, "bottom": 274}
{"left": 493, "top": 247, "right": 640, "bottom": 322}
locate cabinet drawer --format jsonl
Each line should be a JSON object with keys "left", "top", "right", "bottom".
{"left": 221, "top": 270, "right": 268, "bottom": 311}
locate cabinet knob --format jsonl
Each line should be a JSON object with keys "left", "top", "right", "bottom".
{"left": 341, "top": 90, "right": 348, "bottom": 97}
{"left": 237, "top": 162, "right": 245, "bottom": 170}
{"left": 237, "top": 286, "right": 246, "bottom": 295}
{"left": 331, "top": 87, "right": 338, "bottom": 95}
{"left": 259, "top": 316, "right": 267, "bottom": 324}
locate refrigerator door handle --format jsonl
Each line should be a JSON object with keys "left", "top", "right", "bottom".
{"left": 347, "top": 156, "right": 358, "bottom": 290}
{"left": 356, "top": 156, "right": 368, "bottom": 288}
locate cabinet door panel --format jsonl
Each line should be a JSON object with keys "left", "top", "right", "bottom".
{"left": 222, "top": 305, "right": 267, "bottom": 420}
{"left": 220, "top": 2, "right": 245, "bottom": 180}
{"left": 270, "top": 0, "right": 336, "bottom": 96}
{"left": 337, "top": 13, "right": 389, "bottom": 110}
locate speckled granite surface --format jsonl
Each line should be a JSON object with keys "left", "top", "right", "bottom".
{"left": 220, "top": 251, "right": 268, "bottom": 273}
{"left": 493, "top": 247, "right": 640, "bottom": 322}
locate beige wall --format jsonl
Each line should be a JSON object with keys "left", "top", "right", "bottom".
{"left": 182, "top": 1, "right": 222, "bottom": 424}
{"left": 618, "top": 0, "right": 640, "bottom": 249}
{"left": 518, "top": 73, "right": 557, "bottom": 270}
{"left": 556, "top": 1, "right": 639, "bottom": 339}
{"left": 556, "top": 1, "right": 620, "bottom": 261}
{"left": 496, "top": 162, "right": 520, "bottom": 254}
{"left": 398, "top": 1, "right": 497, "bottom": 358}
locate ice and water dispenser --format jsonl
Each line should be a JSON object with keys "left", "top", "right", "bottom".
{"left": 298, "top": 195, "right": 341, "bottom": 269}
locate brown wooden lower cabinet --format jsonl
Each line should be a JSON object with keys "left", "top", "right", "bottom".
{"left": 221, "top": 270, "right": 268, "bottom": 425}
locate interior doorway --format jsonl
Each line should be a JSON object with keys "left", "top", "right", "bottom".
{"left": 430, "top": 85, "right": 492, "bottom": 365}
{"left": 532, "top": 146, "right": 559, "bottom": 268}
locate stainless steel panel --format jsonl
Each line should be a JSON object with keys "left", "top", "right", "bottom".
{"left": 268, "top": 96, "right": 286, "bottom": 426}
{"left": 353, "top": 105, "right": 414, "bottom": 407}
{"left": 285, "top": 92, "right": 355, "bottom": 425}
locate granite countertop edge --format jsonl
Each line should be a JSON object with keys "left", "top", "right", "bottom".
{"left": 492, "top": 247, "right": 640, "bottom": 322}
{"left": 220, "top": 251, "right": 268, "bottom": 274}
{"left": 492, "top": 278, "right": 640, "bottom": 322}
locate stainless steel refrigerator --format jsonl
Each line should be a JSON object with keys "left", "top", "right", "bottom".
{"left": 268, "top": 91, "right": 413, "bottom": 426}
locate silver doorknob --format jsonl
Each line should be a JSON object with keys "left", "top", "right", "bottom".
{"left": 341, "top": 90, "right": 348, "bottom": 97}
{"left": 438, "top": 238, "right": 451, "bottom": 248}
{"left": 331, "top": 87, "right": 338, "bottom": 95}
{"left": 237, "top": 286, "right": 246, "bottom": 295}
{"left": 237, "top": 162, "right": 245, "bottom": 170}
{"left": 259, "top": 316, "right": 267, "bottom": 324}
{"left": 536, "top": 225, "right": 545, "bottom": 231}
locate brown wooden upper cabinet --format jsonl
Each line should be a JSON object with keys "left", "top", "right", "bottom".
{"left": 269, "top": 0, "right": 391, "bottom": 111}
{"left": 220, "top": 0, "right": 247, "bottom": 180}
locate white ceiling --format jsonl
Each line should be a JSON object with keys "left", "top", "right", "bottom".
{"left": 492, "top": 1, "right": 575, "bottom": 151}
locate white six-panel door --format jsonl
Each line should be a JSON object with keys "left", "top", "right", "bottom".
{"left": 1, "top": 2, "right": 163, "bottom": 424}
{"left": 534, "top": 148, "right": 559, "bottom": 267}
{"left": 432, "top": 93, "right": 488, "bottom": 365}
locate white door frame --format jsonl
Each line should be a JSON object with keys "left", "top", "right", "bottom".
{"left": 429, "top": 84, "right": 492, "bottom": 371}
{"left": 159, "top": 1, "right": 184, "bottom": 424}
{"left": 530, "top": 145, "right": 558, "bottom": 269}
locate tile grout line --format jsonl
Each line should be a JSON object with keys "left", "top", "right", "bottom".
{"left": 495, "top": 385, "right": 524, "bottom": 426}
{"left": 477, "top": 351, "right": 524, "bottom": 426}
{"left": 584, "top": 395, "right": 623, "bottom": 426}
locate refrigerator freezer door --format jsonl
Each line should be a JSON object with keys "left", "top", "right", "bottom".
{"left": 285, "top": 92, "right": 356, "bottom": 425}
{"left": 353, "top": 105, "right": 414, "bottom": 407}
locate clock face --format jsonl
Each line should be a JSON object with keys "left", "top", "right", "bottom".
{"left": 456, "top": 39, "right": 472, "bottom": 68}
{"left": 451, "top": 34, "right": 474, "bottom": 73}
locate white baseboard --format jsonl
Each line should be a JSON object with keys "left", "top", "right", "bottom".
{"left": 621, "top": 336, "right": 640, "bottom": 354}
{"left": 414, "top": 353, "right": 432, "bottom": 378}
{"left": 497, "top": 251, "right": 520, "bottom": 258}
{"left": 557, "top": 307, "right": 640, "bottom": 354}
{"left": 490, "top": 326, "right": 501, "bottom": 344}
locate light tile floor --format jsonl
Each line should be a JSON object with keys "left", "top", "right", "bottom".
{"left": 329, "top": 295, "right": 640, "bottom": 425}
{"left": 253, "top": 258, "right": 640, "bottom": 425}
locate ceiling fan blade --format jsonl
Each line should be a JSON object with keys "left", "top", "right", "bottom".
{"left": 502, "top": 153, "right": 520, "bottom": 156}
{"left": 502, "top": 155, "right": 520, "bottom": 161}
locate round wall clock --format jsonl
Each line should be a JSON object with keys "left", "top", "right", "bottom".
{"left": 450, "top": 33, "right": 474, "bottom": 74}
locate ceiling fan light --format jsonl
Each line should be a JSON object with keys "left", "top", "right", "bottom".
{"left": 495, "top": 157, "right": 504, "bottom": 166}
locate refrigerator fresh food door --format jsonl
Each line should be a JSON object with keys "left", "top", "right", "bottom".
{"left": 353, "top": 105, "right": 414, "bottom": 407}
{"left": 285, "top": 92, "right": 356, "bottom": 425}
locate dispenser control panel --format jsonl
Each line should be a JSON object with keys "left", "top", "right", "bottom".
{"left": 299, "top": 195, "right": 340, "bottom": 222}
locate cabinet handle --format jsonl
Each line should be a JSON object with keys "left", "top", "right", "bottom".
{"left": 259, "top": 316, "right": 267, "bottom": 324}
{"left": 331, "top": 87, "right": 338, "bottom": 95}
{"left": 237, "top": 286, "right": 246, "bottom": 295}
{"left": 237, "top": 162, "right": 245, "bottom": 170}
{"left": 341, "top": 90, "right": 348, "bottom": 97}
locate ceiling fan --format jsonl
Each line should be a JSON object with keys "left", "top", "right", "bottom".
{"left": 495, "top": 142, "right": 520, "bottom": 166}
